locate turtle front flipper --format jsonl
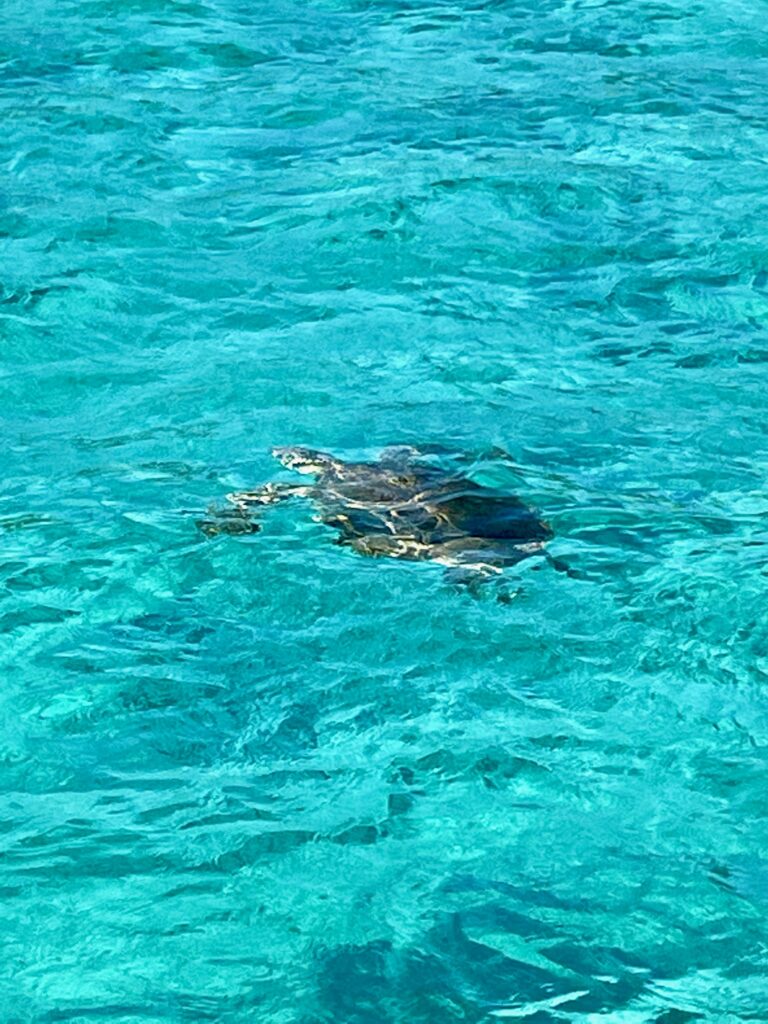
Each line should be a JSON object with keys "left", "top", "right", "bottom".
{"left": 197, "top": 482, "right": 310, "bottom": 537}
{"left": 226, "top": 482, "right": 312, "bottom": 511}
{"left": 196, "top": 507, "right": 261, "bottom": 537}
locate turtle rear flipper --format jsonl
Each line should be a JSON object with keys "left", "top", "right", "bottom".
{"left": 442, "top": 564, "right": 496, "bottom": 588}
{"left": 441, "top": 565, "right": 520, "bottom": 603}
{"left": 541, "top": 551, "right": 594, "bottom": 580}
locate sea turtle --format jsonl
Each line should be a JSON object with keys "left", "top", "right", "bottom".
{"left": 199, "top": 446, "right": 554, "bottom": 584}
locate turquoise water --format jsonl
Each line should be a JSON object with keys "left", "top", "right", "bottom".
{"left": 3, "top": 0, "right": 768, "bottom": 1019}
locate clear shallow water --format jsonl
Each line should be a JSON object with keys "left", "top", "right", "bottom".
{"left": 3, "top": 0, "right": 768, "bottom": 1019}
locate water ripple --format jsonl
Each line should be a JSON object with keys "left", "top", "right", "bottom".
{"left": 3, "top": 0, "right": 768, "bottom": 1019}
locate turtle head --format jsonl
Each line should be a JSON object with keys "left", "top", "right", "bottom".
{"left": 272, "top": 446, "right": 336, "bottom": 475}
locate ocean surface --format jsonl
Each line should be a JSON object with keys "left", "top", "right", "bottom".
{"left": 3, "top": 0, "right": 768, "bottom": 1020}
